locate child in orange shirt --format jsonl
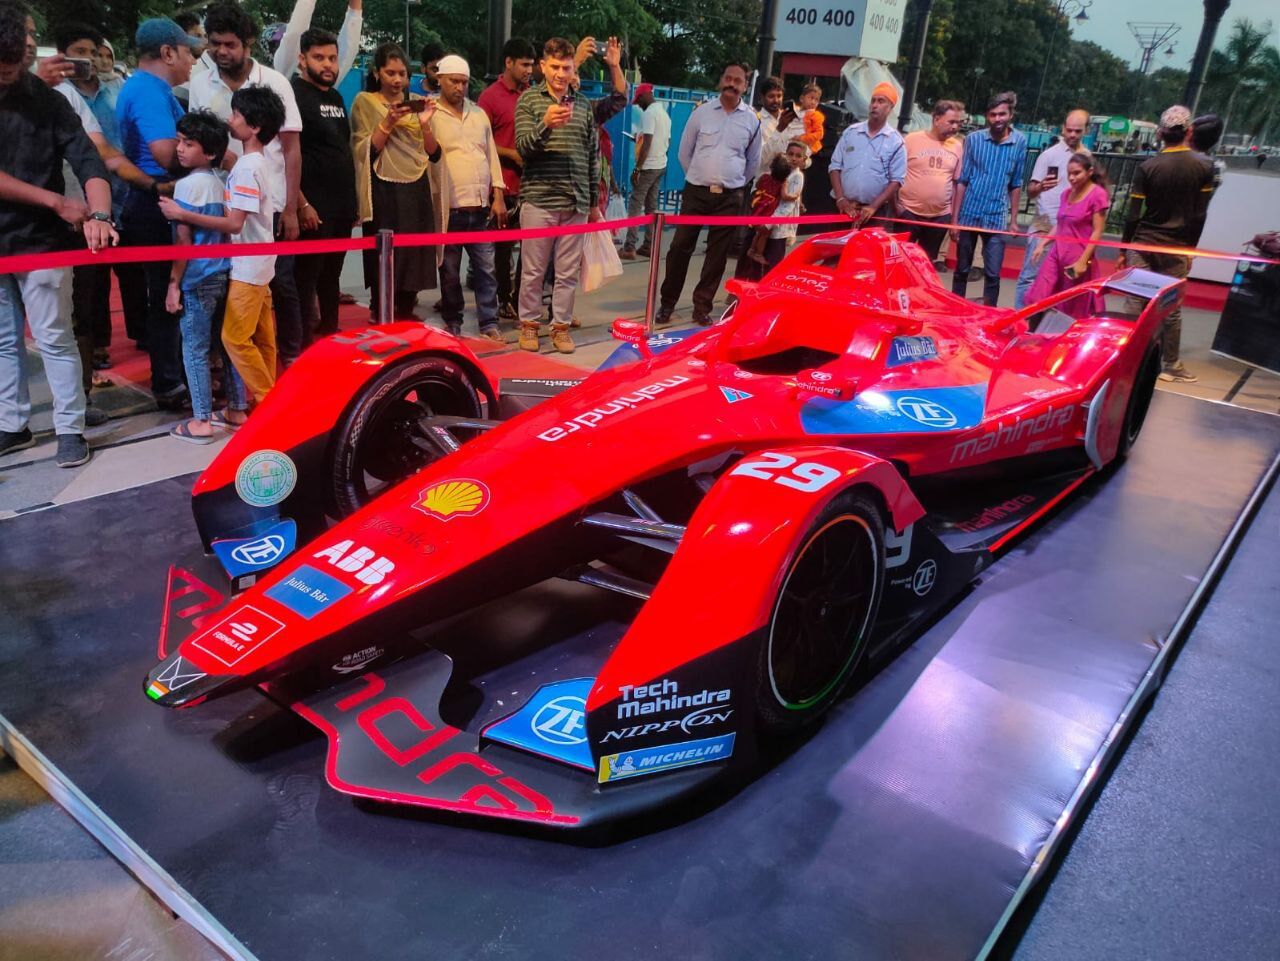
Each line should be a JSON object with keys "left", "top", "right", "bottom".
{"left": 796, "top": 83, "right": 824, "bottom": 155}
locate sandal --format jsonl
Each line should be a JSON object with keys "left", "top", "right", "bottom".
{"left": 170, "top": 420, "right": 216, "bottom": 445}
{"left": 211, "top": 410, "right": 246, "bottom": 430}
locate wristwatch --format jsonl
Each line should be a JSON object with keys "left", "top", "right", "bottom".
{"left": 88, "top": 211, "right": 114, "bottom": 225}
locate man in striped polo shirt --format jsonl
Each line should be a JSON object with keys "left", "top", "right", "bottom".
{"left": 950, "top": 91, "right": 1027, "bottom": 306}
{"left": 513, "top": 36, "right": 601, "bottom": 354}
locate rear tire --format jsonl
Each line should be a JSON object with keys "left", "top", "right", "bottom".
{"left": 1118, "top": 342, "right": 1160, "bottom": 458}
{"left": 756, "top": 490, "right": 886, "bottom": 733}
{"left": 328, "top": 356, "right": 482, "bottom": 518}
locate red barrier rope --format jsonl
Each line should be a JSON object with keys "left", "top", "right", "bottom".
{"left": 2, "top": 211, "right": 1275, "bottom": 273}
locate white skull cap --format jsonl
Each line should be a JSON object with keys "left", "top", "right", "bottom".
{"left": 436, "top": 55, "right": 469, "bottom": 78}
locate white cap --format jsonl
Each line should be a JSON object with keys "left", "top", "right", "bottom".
{"left": 436, "top": 54, "right": 469, "bottom": 78}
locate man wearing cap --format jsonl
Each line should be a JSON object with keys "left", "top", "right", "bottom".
{"left": 115, "top": 17, "right": 200, "bottom": 411}
{"left": 620, "top": 83, "right": 669, "bottom": 260}
{"left": 1119, "top": 105, "right": 1214, "bottom": 384}
{"left": 829, "top": 82, "right": 906, "bottom": 229}
{"left": 429, "top": 55, "right": 506, "bottom": 342}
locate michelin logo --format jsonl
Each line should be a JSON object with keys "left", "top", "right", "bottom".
{"left": 598, "top": 733, "right": 736, "bottom": 783}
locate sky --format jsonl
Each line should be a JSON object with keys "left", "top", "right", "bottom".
{"left": 1069, "top": 0, "right": 1280, "bottom": 69}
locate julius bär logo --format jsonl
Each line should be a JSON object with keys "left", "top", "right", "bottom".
{"left": 413, "top": 479, "right": 490, "bottom": 520}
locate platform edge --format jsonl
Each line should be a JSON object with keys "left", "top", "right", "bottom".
{"left": 0, "top": 717, "right": 259, "bottom": 961}
{"left": 977, "top": 448, "right": 1280, "bottom": 961}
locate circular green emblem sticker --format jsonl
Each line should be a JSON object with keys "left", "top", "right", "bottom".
{"left": 235, "top": 450, "right": 298, "bottom": 507}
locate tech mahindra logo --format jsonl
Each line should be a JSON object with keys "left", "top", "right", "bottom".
{"left": 537, "top": 376, "right": 691, "bottom": 442}
{"left": 949, "top": 406, "right": 1074, "bottom": 464}
{"left": 616, "top": 678, "right": 731, "bottom": 719}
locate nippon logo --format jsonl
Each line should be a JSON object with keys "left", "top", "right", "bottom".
{"left": 230, "top": 534, "right": 286, "bottom": 568}
{"left": 531, "top": 695, "right": 587, "bottom": 745}
{"left": 897, "top": 396, "right": 957, "bottom": 428}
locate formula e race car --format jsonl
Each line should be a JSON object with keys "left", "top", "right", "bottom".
{"left": 145, "top": 228, "right": 1181, "bottom": 830}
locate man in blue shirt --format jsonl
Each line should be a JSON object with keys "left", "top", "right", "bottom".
{"left": 829, "top": 82, "right": 906, "bottom": 227}
{"left": 116, "top": 18, "right": 200, "bottom": 409}
{"left": 950, "top": 91, "right": 1027, "bottom": 306}
{"left": 656, "top": 63, "right": 761, "bottom": 326}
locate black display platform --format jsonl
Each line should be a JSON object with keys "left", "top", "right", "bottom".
{"left": 2, "top": 392, "right": 1279, "bottom": 961}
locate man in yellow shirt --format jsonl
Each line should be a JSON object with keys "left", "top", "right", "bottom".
{"left": 898, "top": 99, "right": 964, "bottom": 263}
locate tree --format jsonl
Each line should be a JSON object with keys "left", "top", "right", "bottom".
{"left": 641, "top": 0, "right": 759, "bottom": 88}
{"left": 1204, "top": 18, "right": 1274, "bottom": 139}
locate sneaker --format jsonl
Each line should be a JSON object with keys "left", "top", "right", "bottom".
{"left": 518, "top": 323, "right": 541, "bottom": 352}
{"left": 498, "top": 302, "right": 517, "bottom": 321}
{"left": 444, "top": 322, "right": 463, "bottom": 336}
{"left": 691, "top": 311, "right": 713, "bottom": 327}
{"left": 85, "top": 404, "right": 110, "bottom": 427}
{"left": 619, "top": 248, "right": 637, "bottom": 261}
{"left": 155, "top": 386, "right": 191, "bottom": 412}
{"left": 480, "top": 326, "right": 505, "bottom": 344}
{"left": 0, "top": 426, "right": 35, "bottom": 456}
{"left": 55, "top": 433, "right": 90, "bottom": 468}
{"left": 635, "top": 246, "right": 652, "bottom": 258}
{"left": 92, "top": 349, "right": 112, "bottom": 370}
{"left": 1158, "top": 364, "right": 1198, "bottom": 384}
{"left": 550, "top": 325, "right": 576, "bottom": 354}
{"left": 655, "top": 306, "right": 674, "bottom": 326}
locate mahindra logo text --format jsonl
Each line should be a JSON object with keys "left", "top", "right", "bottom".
{"left": 950, "top": 406, "right": 1073, "bottom": 463}
{"left": 537, "top": 376, "right": 690, "bottom": 442}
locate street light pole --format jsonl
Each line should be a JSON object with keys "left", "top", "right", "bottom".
{"left": 898, "top": 0, "right": 935, "bottom": 132}
{"left": 1183, "top": 0, "right": 1232, "bottom": 114}
{"left": 1033, "top": 0, "right": 1092, "bottom": 123}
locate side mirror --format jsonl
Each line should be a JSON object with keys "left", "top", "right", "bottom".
{"left": 612, "top": 319, "right": 652, "bottom": 357}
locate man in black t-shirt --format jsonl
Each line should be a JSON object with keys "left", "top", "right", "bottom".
{"left": 1119, "top": 105, "right": 1214, "bottom": 384}
{"left": 291, "top": 28, "right": 356, "bottom": 338}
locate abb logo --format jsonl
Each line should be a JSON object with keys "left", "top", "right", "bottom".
{"left": 300, "top": 674, "right": 577, "bottom": 825}
{"left": 312, "top": 540, "right": 395, "bottom": 585}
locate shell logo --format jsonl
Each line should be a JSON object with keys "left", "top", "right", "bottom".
{"left": 412, "top": 479, "right": 491, "bottom": 521}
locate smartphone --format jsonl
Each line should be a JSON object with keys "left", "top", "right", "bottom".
{"left": 561, "top": 92, "right": 576, "bottom": 108}
{"left": 68, "top": 57, "right": 93, "bottom": 80}
{"left": 594, "top": 40, "right": 607, "bottom": 55}
{"left": 1047, "top": 165, "right": 1059, "bottom": 179}
{"left": 405, "top": 98, "right": 430, "bottom": 112}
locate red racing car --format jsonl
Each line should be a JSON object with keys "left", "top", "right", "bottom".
{"left": 145, "top": 228, "right": 1179, "bottom": 830}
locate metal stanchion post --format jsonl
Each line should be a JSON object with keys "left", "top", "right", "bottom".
{"left": 375, "top": 229, "right": 394, "bottom": 325}
{"left": 644, "top": 212, "right": 665, "bottom": 334}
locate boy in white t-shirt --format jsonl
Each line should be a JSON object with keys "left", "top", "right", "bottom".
{"left": 160, "top": 87, "right": 285, "bottom": 404}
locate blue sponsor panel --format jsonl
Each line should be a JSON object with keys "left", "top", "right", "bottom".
{"left": 801, "top": 383, "right": 988, "bottom": 435}
{"left": 264, "top": 564, "right": 353, "bottom": 619}
{"left": 885, "top": 335, "right": 939, "bottom": 368}
{"left": 598, "top": 733, "right": 736, "bottom": 784}
{"left": 211, "top": 518, "right": 298, "bottom": 578}
{"left": 598, "top": 327, "right": 704, "bottom": 370}
{"left": 484, "top": 678, "right": 595, "bottom": 771}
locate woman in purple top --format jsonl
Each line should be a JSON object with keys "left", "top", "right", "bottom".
{"left": 1027, "top": 152, "right": 1110, "bottom": 314}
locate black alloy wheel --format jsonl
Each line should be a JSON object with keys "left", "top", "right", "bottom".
{"left": 757, "top": 490, "right": 886, "bottom": 733}
{"left": 329, "top": 356, "right": 482, "bottom": 517}
{"left": 1118, "top": 342, "right": 1161, "bottom": 457}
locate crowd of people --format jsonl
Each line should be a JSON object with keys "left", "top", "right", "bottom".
{"left": 0, "top": 0, "right": 1229, "bottom": 469}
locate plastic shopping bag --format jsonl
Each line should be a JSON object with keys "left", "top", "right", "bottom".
{"left": 607, "top": 193, "right": 628, "bottom": 241}
{"left": 581, "top": 228, "right": 624, "bottom": 293}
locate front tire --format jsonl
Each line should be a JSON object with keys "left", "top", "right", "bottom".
{"left": 756, "top": 490, "right": 886, "bottom": 733}
{"left": 328, "top": 356, "right": 483, "bottom": 518}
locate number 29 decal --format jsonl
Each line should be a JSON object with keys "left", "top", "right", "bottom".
{"left": 729, "top": 452, "right": 842, "bottom": 493}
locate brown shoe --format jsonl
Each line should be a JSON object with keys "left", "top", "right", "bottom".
{"left": 619, "top": 247, "right": 637, "bottom": 261}
{"left": 550, "top": 324, "right": 576, "bottom": 354}
{"left": 518, "top": 322, "right": 541, "bottom": 352}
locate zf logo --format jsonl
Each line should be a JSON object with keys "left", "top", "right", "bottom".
{"left": 312, "top": 540, "right": 395, "bottom": 585}
{"left": 896, "top": 396, "right": 957, "bottom": 428}
{"left": 912, "top": 559, "right": 937, "bottom": 596}
{"left": 531, "top": 695, "right": 587, "bottom": 745}
{"left": 230, "top": 534, "right": 285, "bottom": 567}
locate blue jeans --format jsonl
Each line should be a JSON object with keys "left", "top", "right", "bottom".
{"left": 951, "top": 228, "right": 1008, "bottom": 307}
{"left": 179, "top": 273, "right": 247, "bottom": 421}
{"left": 1014, "top": 228, "right": 1048, "bottom": 309}
{"left": 440, "top": 207, "right": 499, "bottom": 331}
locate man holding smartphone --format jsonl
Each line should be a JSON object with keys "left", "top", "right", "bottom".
{"left": 1015, "top": 108, "right": 1088, "bottom": 308}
